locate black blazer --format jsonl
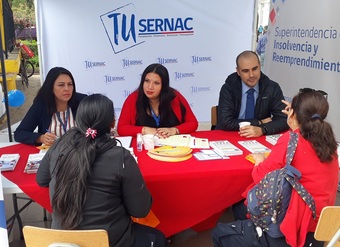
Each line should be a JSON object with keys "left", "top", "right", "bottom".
{"left": 14, "top": 93, "right": 87, "bottom": 145}
{"left": 216, "top": 72, "right": 289, "bottom": 135}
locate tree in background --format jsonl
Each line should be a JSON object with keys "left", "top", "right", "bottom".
{"left": 9, "top": 0, "right": 38, "bottom": 68}
{"left": 10, "top": 0, "right": 35, "bottom": 32}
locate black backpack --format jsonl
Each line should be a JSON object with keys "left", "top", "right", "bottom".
{"left": 247, "top": 132, "right": 316, "bottom": 238}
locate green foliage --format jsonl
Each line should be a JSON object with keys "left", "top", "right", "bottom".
{"left": 11, "top": 0, "right": 36, "bottom": 29}
{"left": 21, "top": 40, "right": 39, "bottom": 68}
{"left": 11, "top": 0, "right": 38, "bottom": 69}
{"left": 10, "top": 0, "right": 34, "bottom": 9}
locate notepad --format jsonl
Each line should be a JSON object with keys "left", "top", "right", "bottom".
{"left": 245, "top": 152, "right": 270, "bottom": 164}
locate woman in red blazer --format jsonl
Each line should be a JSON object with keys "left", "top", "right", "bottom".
{"left": 117, "top": 63, "right": 198, "bottom": 137}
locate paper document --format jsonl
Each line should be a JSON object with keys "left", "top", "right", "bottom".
{"left": 209, "top": 140, "right": 243, "bottom": 157}
{"left": 158, "top": 135, "right": 192, "bottom": 147}
{"left": 116, "top": 136, "right": 132, "bottom": 149}
{"left": 189, "top": 137, "right": 210, "bottom": 149}
{"left": 193, "top": 150, "right": 229, "bottom": 160}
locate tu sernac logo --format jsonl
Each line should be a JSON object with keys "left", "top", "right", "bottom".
{"left": 174, "top": 72, "right": 195, "bottom": 81}
{"left": 100, "top": 3, "right": 194, "bottom": 54}
{"left": 104, "top": 75, "right": 125, "bottom": 85}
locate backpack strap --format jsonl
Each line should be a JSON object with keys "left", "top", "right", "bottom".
{"left": 285, "top": 132, "right": 301, "bottom": 178}
{"left": 284, "top": 131, "right": 317, "bottom": 219}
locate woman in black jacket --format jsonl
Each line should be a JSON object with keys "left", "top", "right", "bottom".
{"left": 36, "top": 94, "right": 167, "bottom": 247}
{"left": 14, "top": 67, "right": 87, "bottom": 145}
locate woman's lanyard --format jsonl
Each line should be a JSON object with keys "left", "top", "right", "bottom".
{"left": 56, "top": 108, "right": 70, "bottom": 133}
{"left": 150, "top": 107, "right": 160, "bottom": 127}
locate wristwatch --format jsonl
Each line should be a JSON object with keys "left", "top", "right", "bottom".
{"left": 260, "top": 125, "right": 268, "bottom": 135}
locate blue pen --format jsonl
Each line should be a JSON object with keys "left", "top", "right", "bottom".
{"left": 46, "top": 129, "right": 59, "bottom": 140}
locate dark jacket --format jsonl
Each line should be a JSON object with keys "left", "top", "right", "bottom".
{"left": 216, "top": 72, "right": 289, "bottom": 134}
{"left": 36, "top": 139, "right": 152, "bottom": 247}
{"left": 14, "top": 93, "right": 87, "bottom": 145}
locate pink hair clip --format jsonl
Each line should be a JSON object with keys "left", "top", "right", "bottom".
{"left": 85, "top": 128, "right": 97, "bottom": 139}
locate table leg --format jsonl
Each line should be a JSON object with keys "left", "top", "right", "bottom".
{"left": 6, "top": 194, "right": 34, "bottom": 240}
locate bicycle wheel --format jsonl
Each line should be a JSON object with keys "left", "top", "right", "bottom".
{"left": 25, "top": 60, "right": 35, "bottom": 78}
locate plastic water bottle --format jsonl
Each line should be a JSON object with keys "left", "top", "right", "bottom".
{"left": 137, "top": 133, "right": 143, "bottom": 152}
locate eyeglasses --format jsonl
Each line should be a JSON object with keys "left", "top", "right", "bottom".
{"left": 299, "top": 88, "right": 328, "bottom": 99}
{"left": 293, "top": 88, "right": 328, "bottom": 110}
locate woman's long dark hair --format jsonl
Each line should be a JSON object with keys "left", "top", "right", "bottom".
{"left": 51, "top": 94, "right": 116, "bottom": 229}
{"left": 34, "top": 67, "right": 78, "bottom": 115}
{"left": 291, "top": 91, "right": 337, "bottom": 162}
{"left": 135, "top": 63, "right": 186, "bottom": 127}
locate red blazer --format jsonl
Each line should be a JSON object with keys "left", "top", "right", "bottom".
{"left": 117, "top": 90, "right": 198, "bottom": 136}
{"left": 242, "top": 130, "right": 339, "bottom": 247}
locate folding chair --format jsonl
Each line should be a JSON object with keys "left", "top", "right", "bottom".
{"left": 314, "top": 206, "right": 340, "bottom": 247}
{"left": 23, "top": 226, "right": 109, "bottom": 247}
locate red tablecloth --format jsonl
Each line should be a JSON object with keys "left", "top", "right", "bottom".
{"left": 1, "top": 144, "right": 52, "bottom": 212}
{"left": 1, "top": 130, "right": 271, "bottom": 237}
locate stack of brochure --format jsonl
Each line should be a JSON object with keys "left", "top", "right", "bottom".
{"left": 0, "top": 153, "right": 20, "bottom": 171}
{"left": 193, "top": 149, "right": 229, "bottom": 161}
{"left": 238, "top": 140, "right": 271, "bottom": 153}
{"left": 265, "top": 134, "right": 283, "bottom": 145}
{"left": 24, "top": 153, "right": 46, "bottom": 174}
{"left": 209, "top": 140, "right": 243, "bottom": 158}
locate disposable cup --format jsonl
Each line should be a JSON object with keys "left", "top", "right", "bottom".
{"left": 239, "top": 121, "right": 251, "bottom": 129}
{"left": 142, "top": 134, "right": 155, "bottom": 150}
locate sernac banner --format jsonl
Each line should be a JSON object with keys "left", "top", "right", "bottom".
{"left": 35, "top": 0, "right": 255, "bottom": 122}
{"left": 0, "top": 171, "right": 9, "bottom": 247}
{"left": 264, "top": 0, "right": 340, "bottom": 139}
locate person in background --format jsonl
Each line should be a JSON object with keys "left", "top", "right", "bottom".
{"left": 256, "top": 25, "right": 268, "bottom": 69}
{"left": 117, "top": 63, "right": 198, "bottom": 138}
{"left": 212, "top": 90, "right": 339, "bottom": 247}
{"left": 14, "top": 67, "right": 87, "bottom": 145}
{"left": 258, "top": 25, "right": 264, "bottom": 36}
{"left": 216, "top": 50, "right": 289, "bottom": 137}
{"left": 36, "top": 94, "right": 167, "bottom": 247}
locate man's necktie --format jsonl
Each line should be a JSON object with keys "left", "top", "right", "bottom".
{"left": 245, "top": 88, "right": 255, "bottom": 119}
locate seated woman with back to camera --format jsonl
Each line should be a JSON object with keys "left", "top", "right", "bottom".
{"left": 36, "top": 94, "right": 167, "bottom": 247}
{"left": 212, "top": 89, "right": 339, "bottom": 247}
{"left": 117, "top": 63, "right": 198, "bottom": 138}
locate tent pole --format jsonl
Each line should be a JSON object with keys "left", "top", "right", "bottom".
{"left": 0, "top": 26, "right": 13, "bottom": 142}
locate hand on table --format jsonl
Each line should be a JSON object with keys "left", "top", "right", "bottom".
{"left": 38, "top": 132, "right": 58, "bottom": 146}
{"left": 156, "top": 127, "right": 177, "bottom": 139}
{"left": 239, "top": 125, "right": 263, "bottom": 138}
{"left": 250, "top": 153, "right": 267, "bottom": 166}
